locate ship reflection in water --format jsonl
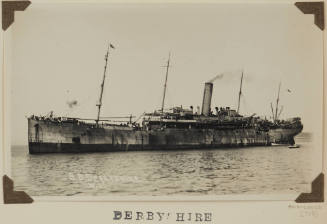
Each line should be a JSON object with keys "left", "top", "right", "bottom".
{"left": 12, "top": 133, "right": 313, "bottom": 196}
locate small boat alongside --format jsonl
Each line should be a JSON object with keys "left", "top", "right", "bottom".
{"left": 288, "top": 144, "right": 300, "bottom": 149}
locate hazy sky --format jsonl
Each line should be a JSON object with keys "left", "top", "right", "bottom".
{"left": 9, "top": 2, "right": 323, "bottom": 145}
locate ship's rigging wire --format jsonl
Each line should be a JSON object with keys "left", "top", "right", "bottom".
{"left": 135, "top": 112, "right": 146, "bottom": 123}
{"left": 165, "top": 88, "right": 175, "bottom": 111}
{"left": 277, "top": 105, "right": 284, "bottom": 120}
{"left": 270, "top": 102, "right": 275, "bottom": 122}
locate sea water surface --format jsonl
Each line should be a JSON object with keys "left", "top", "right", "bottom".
{"left": 11, "top": 133, "right": 314, "bottom": 196}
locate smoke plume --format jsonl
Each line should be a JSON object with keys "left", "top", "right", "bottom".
{"left": 208, "top": 73, "right": 224, "bottom": 83}
{"left": 67, "top": 100, "right": 78, "bottom": 108}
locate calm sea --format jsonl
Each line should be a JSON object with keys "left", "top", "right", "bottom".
{"left": 11, "top": 133, "right": 314, "bottom": 196}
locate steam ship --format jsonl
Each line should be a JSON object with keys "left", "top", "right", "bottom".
{"left": 27, "top": 46, "right": 303, "bottom": 154}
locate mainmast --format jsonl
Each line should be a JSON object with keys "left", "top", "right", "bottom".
{"left": 237, "top": 71, "right": 244, "bottom": 113}
{"left": 96, "top": 44, "right": 113, "bottom": 124}
{"left": 277, "top": 105, "right": 284, "bottom": 120}
{"left": 270, "top": 102, "right": 275, "bottom": 121}
{"left": 274, "top": 81, "right": 281, "bottom": 122}
{"left": 161, "top": 53, "right": 171, "bottom": 113}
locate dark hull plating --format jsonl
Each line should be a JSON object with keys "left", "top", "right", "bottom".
{"left": 28, "top": 142, "right": 272, "bottom": 154}
{"left": 27, "top": 119, "right": 301, "bottom": 154}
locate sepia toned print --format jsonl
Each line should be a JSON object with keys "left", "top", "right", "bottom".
{"left": 5, "top": 2, "right": 324, "bottom": 198}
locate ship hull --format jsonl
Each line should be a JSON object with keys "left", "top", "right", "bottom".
{"left": 268, "top": 127, "right": 303, "bottom": 145}
{"left": 28, "top": 118, "right": 272, "bottom": 154}
{"left": 28, "top": 141, "right": 272, "bottom": 154}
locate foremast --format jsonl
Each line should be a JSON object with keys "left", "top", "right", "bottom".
{"left": 96, "top": 44, "right": 114, "bottom": 125}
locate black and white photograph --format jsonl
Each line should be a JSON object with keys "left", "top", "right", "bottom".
{"left": 2, "top": 1, "right": 324, "bottom": 200}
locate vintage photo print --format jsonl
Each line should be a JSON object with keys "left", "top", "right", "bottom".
{"left": 1, "top": 0, "right": 325, "bottom": 203}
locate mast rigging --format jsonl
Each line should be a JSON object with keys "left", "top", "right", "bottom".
{"left": 237, "top": 71, "right": 244, "bottom": 113}
{"left": 96, "top": 44, "right": 112, "bottom": 124}
{"left": 270, "top": 102, "right": 275, "bottom": 121}
{"left": 277, "top": 105, "right": 284, "bottom": 120}
{"left": 274, "top": 82, "right": 281, "bottom": 122}
{"left": 161, "top": 53, "right": 171, "bottom": 113}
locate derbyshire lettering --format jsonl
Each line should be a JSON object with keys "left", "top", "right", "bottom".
{"left": 113, "top": 211, "right": 212, "bottom": 222}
